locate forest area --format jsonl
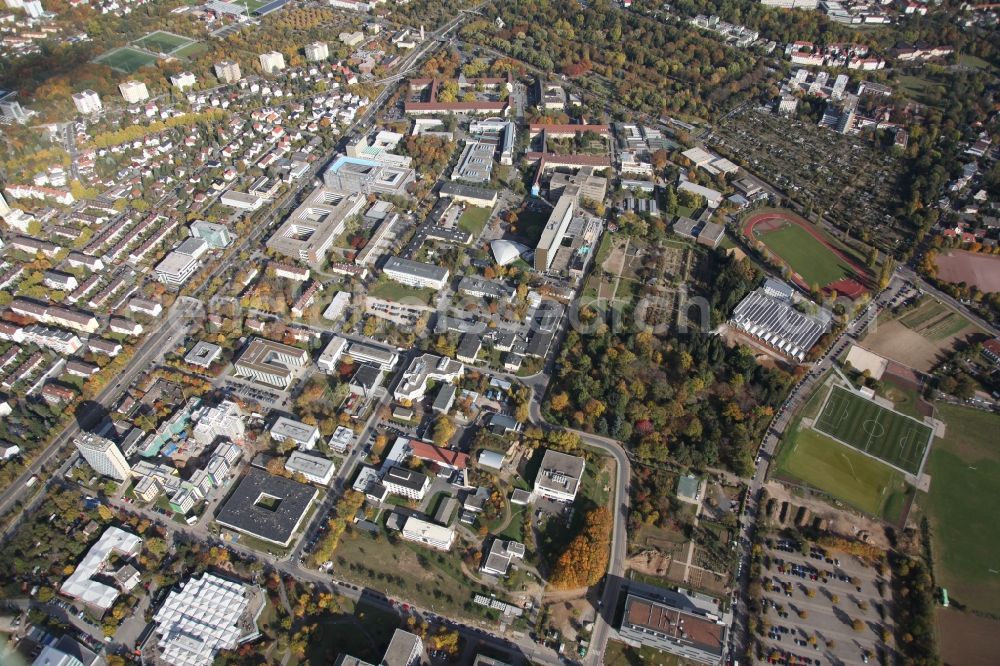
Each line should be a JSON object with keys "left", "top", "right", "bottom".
{"left": 546, "top": 251, "right": 793, "bottom": 476}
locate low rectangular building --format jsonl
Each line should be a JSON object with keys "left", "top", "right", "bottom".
{"left": 533, "top": 449, "right": 585, "bottom": 503}
{"left": 234, "top": 337, "right": 309, "bottom": 388}
{"left": 401, "top": 515, "right": 455, "bottom": 551}
{"left": 382, "top": 465, "right": 430, "bottom": 500}
{"left": 270, "top": 416, "right": 320, "bottom": 450}
{"left": 618, "top": 591, "right": 728, "bottom": 666}
{"left": 382, "top": 256, "right": 449, "bottom": 290}
{"left": 285, "top": 451, "right": 336, "bottom": 486}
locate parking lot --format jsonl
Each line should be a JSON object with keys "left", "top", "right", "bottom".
{"left": 757, "top": 537, "right": 890, "bottom": 666}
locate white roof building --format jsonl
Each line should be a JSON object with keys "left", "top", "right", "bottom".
{"left": 60, "top": 526, "right": 142, "bottom": 611}
{"left": 152, "top": 573, "right": 262, "bottom": 666}
{"left": 284, "top": 451, "right": 336, "bottom": 486}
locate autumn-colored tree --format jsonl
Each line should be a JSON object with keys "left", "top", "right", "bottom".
{"left": 549, "top": 507, "right": 611, "bottom": 589}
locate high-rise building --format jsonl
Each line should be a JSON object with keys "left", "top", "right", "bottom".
{"left": 119, "top": 80, "right": 149, "bottom": 104}
{"left": 304, "top": 41, "right": 329, "bottom": 61}
{"left": 258, "top": 51, "right": 286, "bottom": 74}
{"left": 214, "top": 60, "right": 242, "bottom": 84}
{"left": 169, "top": 71, "right": 196, "bottom": 90}
{"left": 72, "top": 90, "right": 102, "bottom": 114}
{"left": 75, "top": 432, "right": 131, "bottom": 481}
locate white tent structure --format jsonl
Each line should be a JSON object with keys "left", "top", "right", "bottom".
{"left": 490, "top": 239, "right": 529, "bottom": 266}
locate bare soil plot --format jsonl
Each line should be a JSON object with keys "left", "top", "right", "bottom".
{"left": 934, "top": 250, "right": 1000, "bottom": 293}
{"left": 936, "top": 608, "right": 1000, "bottom": 666}
{"left": 863, "top": 319, "right": 980, "bottom": 373}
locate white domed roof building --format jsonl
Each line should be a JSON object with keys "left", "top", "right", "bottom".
{"left": 490, "top": 239, "right": 530, "bottom": 266}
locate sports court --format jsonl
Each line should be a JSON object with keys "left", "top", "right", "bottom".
{"left": 813, "top": 385, "right": 933, "bottom": 475}
{"left": 132, "top": 30, "right": 197, "bottom": 56}
{"left": 94, "top": 46, "right": 159, "bottom": 73}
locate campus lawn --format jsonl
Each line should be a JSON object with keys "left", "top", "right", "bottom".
{"left": 756, "top": 223, "right": 854, "bottom": 287}
{"left": 331, "top": 527, "right": 497, "bottom": 621}
{"left": 921, "top": 404, "right": 1000, "bottom": 615}
{"left": 367, "top": 280, "right": 435, "bottom": 305}
{"left": 814, "top": 386, "right": 933, "bottom": 474}
{"left": 773, "top": 426, "right": 910, "bottom": 522}
{"left": 604, "top": 640, "right": 686, "bottom": 666}
{"left": 457, "top": 206, "right": 492, "bottom": 237}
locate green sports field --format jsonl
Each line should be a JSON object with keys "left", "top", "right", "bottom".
{"left": 774, "top": 427, "right": 910, "bottom": 522}
{"left": 814, "top": 385, "right": 933, "bottom": 475}
{"left": 94, "top": 46, "right": 159, "bottom": 73}
{"left": 132, "top": 30, "right": 196, "bottom": 55}
{"left": 756, "top": 224, "right": 854, "bottom": 287}
{"left": 922, "top": 405, "right": 1000, "bottom": 615}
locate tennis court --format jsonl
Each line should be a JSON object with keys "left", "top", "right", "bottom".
{"left": 813, "top": 385, "right": 933, "bottom": 475}
{"left": 94, "top": 46, "right": 159, "bottom": 73}
{"left": 132, "top": 30, "right": 197, "bottom": 55}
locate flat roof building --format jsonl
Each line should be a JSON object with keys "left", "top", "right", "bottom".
{"left": 533, "top": 449, "right": 585, "bottom": 503}
{"left": 185, "top": 341, "right": 223, "bottom": 368}
{"left": 285, "top": 451, "right": 336, "bottom": 486}
{"left": 266, "top": 189, "right": 367, "bottom": 268}
{"left": 60, "top": 526, "right": 141, "bottom": 611}
{"left": 382, "top": 256, "right": 449, "bottom": 290}
{"left": 618, "top": 590, "right": 728, "bottom": 665}
{"left": 383, "top": 465, "right": 430, "bottom": 500}
{"left": 394, "top": 353, "right": 463, "bottom": 402}
{"left": 480, "top": 538, "right": 525, "bottom": 576}
{"left": 400, "top": 515, "right": 455, "bottom": 551}
{"left": 234, "top": 337, "right": 309, "bottom": 388}
{"left": 270, "top": 416, "right": 320, "bottom": 450}
{"left": 214, "top": 468, "right": 318, "bottom": 546}
{"left": 438, "top": 182, "right": 498, "bottom": 208}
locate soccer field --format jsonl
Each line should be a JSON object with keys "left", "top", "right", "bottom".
{"left": 814, "top": 386, "right": 933, "bottom": 475}
{"left": 94, "top": 46, "right": 159, "bottom": 73}
{"left": 132, "top": 31, "right": 196, "bottom": 55}
{"left": 774, "top": 428, "right": 910, "bottom": 522}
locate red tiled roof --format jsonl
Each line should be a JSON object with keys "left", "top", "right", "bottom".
{"left": 408, "top": 440, "right": 469, "bottom": 470}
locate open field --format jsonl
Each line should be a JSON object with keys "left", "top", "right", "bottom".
{"left": 604, "top": 639, "right": 686, "bottom": 666}
{"left": 863, "top": 300, "right": 983, "bottom": 372}
{"left": 457, "top": 206, "right": 491, "bottom": 237}
{"left": 94, "top": 46, "right": 159, "bottom": 73}
{"left": 133, "top": 30, "right": 197, "bottom": 54}
{"left": 921, "top": 404, "right": 1000, "bottom": 616}
{"left": 814, "top": 386, "right": 932, "bottom": 475}
{"left": 773, "top": 427, "right": 910, "bottom": 522}
{"left": 934, "top": 250, "right": 1000, "bottom": 293}
{"left": 367, "top": 280, "right": 435, "bottom": 305}
{"left": 743, "top": 209, "right": 867, "bottom": 290}
{"left": 935, "top": 607, "right": 1000, "bottom": 666}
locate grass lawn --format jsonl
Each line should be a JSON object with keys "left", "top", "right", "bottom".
{"left": 900, "top": 299, "right": 947, "bottom": 329}
{"left": 333, "top": 527, "right": 497, "bottom": 621}
{"left": 898, "top": 75, "right": 946, "bottom": 105}
{"left": 755, "top": 223, "right": 855, "bottom": 287}
{"left": 814, "top": 386, "right": 933, "bottom": 474}
{"left": 367, "top": 280, "right": 435, "bottom": 305}
{"left": 94, "top": 47, "right": 159, "bottom": 73}
{"left": 498, "top": 504, "right": 526, "bottom": 542}
{"left": 457, "top": 206, "right": 492, "bottom": 237}
{"left": 773, "top": 426, "right": 910, "bottom": 522}
{"left": 921, "top": 405, "right": 1000, "bottom": 615}
{"left": 604, "top": 639, "right": 687, "bottom": 666}
{"left": 173, "top": 40, "right": 209, "bottom": 59}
